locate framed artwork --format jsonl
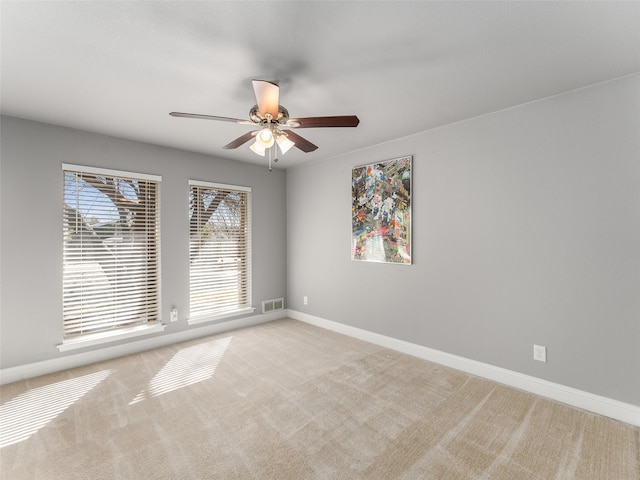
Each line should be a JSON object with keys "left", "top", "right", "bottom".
{"left": 351, "top": 155, "right": 412, "bottom": 264}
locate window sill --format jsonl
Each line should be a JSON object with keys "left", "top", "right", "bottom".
{"left": 57, "top": 323, "right": 166, "bottom": 352}
{"left": 187, "top": 307, "right": 256, "bottom": 326}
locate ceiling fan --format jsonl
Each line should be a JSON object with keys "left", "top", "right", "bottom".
{"left": 170, "top": 80, "right": 360, "bottom": 170}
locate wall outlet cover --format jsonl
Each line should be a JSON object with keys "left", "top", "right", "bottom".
{"left": 533, "top": 344, "right": 547, "bottom": 362}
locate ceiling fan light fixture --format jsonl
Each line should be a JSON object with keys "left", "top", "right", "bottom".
{"left": 276, "top": 134, "right": 295, "bottom": 154}
{"left": 171, "top": 79, "right": 359, "bottom": 168}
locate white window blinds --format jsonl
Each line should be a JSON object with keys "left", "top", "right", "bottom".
{"left": 189, "top": 181, "right": 252, "bottom": 320}
{"left": 63, "top": 165, "right": 161, "bottom": 338}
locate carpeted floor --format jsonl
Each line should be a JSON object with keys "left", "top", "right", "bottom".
{"left": 1, "top": 318, "right": 638, "bottom": 479}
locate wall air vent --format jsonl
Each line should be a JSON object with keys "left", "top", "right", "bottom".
{"left": 262, "top": 298, "right": 285, "bottom": 314}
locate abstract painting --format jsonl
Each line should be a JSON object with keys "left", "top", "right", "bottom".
{"left": 351, "top": 156, "right": 412, "bottom": 264}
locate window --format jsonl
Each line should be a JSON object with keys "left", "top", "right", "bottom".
{"left": 189, "top": 181, "right": 252, "bottom": 323}
{"left": 62, "top": 165, "right": 161, "bottom": 343}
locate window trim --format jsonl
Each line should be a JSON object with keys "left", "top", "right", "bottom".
{"left": 187, "top": 180, "right": 254, "bottom": 325}
{"left": 57, "top": 323, "right": 166, "bottom": 352}
{"left": 187, "top": 307, "right": 255, "bottom": 326}
{"left": 61, "top": 163, "right": 162, "bottom": 182}
{"left": 59, "top": 163, "right": 163, "bottom": 350}
{"left": 189, "top": 179, "right": 251, "bottom": 194}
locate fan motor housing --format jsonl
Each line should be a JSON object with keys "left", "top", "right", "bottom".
{"left": 249, "top": 105, "right": 289, "bottom": 124}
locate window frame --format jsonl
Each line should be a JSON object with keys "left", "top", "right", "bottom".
{"left": 58, "top": 164, "right": 164, "bottom": 351}
{"left": 187, "top": 180, "right": 254, "bottom": 325}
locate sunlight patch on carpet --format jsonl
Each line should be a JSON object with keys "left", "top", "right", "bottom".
{"left": 0, "top": 369, "right": 111, "bottom": 448}
{"left": 129, "top": 336, "right": 231, "bottom": 405}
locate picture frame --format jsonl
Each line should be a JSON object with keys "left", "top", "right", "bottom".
{"left": 351, "top": 155, "right": 412, "bottom": 264}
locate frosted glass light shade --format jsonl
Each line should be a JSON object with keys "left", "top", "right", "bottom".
{"left": 250, "top": 141, "right": 266, "bottom": 156}
{"left": 276, "top": 135, "right": 295, "bottom": 154}
{"left": 256, "top": 128, "right": 275, "bottom": 148}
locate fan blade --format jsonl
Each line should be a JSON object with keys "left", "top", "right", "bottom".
{"left": 285, "top": 130, "right": 318, "bottom": 152}
{"left": 287, "top": 115, "right": 360, "bottom": 128}
{"left": 170, "top": 112, "right": 252, "bottom": 124}
{"left": 223, "top": 131, "right": 257, "bottom": 149}
{"left": 252, "top": 80, "right": 280, "bottom": 119}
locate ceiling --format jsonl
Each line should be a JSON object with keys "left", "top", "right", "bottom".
{"left": 2, "top": 1, "right": 639, "bottom": 169}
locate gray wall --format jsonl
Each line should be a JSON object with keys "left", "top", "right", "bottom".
{"left": 0, "top": 116, "right": 287, "bottom": 368}
{"left": 287, "top": 74, "right": 640, "bottom": 406}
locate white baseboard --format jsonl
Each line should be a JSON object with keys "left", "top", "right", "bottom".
{"left": 0, "top": 311, "right": 285, "bottom": 386}
{"left": 288, "top": 310, "right": 640, "bottom": 427}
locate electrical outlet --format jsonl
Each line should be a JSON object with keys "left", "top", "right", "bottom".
{"left": 303, "top": 296, "right": 308, "bottom": 305}
{"left": 170, "top": 308, "right": 178, "bottom": 322}
{"left": 533, "top": 344, "right": 546, "bottom": 362}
